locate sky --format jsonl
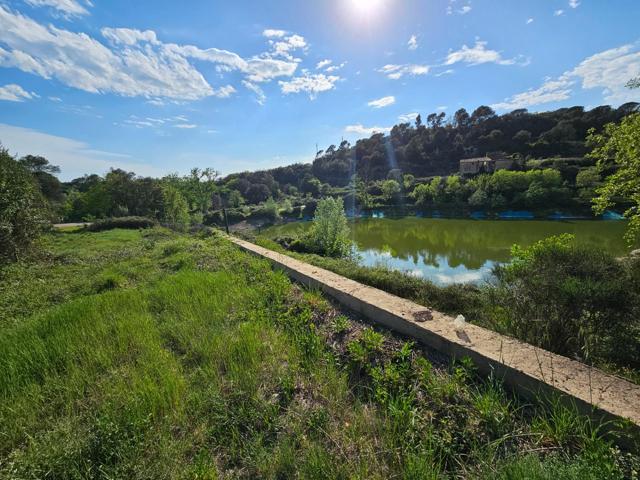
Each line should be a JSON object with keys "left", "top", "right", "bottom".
{"left": 0, "top": 0, "right": 639, "bottom": 180}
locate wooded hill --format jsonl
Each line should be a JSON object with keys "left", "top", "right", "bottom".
{"left": 224, "top": 103, "right": 639, "bottom": 199}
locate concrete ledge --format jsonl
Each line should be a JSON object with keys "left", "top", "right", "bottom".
{"left": 230, "top": 237, "right": 640, "bottom": 432}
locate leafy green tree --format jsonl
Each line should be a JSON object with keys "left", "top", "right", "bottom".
{"left": 411, "top": 177, "right": 441, "bottom": 206}
{"left": 307, "top": 197, "right": 351, "bottom": 257}
{"left": 575, "top": 167, "right": 601, "bottom": 202}
{"left": 161, "top": 185, "right": 190, "bottom": 231}
{"left": 381, "top": 179, "right": 401, "bottom": 203}
{"left": 261, "top": 197, "right": 281, "bottom": 221}
{"left": 588, "top": 113, "right": 640, "bottom": 242}
{"left": 0, "top": 147, "right": 48, "bottom": 263}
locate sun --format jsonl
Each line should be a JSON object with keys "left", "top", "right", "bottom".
{"left": 348, "top": 0, "right": 385, "bottom": 17}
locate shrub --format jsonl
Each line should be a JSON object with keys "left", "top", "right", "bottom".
{"left": 488, "top": 234, "right": 640, "bottom": 368}
{"left": 87, "top": 216, "right": 157, "bottom": 232}
{"left": 306, "top": 197, "right": 352, "bottom": 257}
{"left": 0, "top": 147, "right": 49, "bottom": 263}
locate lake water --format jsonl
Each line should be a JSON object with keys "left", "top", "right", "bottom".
{"left": 264, "top": 217, "right": 632, "bottom": 285}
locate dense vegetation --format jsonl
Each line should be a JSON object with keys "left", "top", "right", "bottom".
{"left": 256, "top": 231, "right": 640, "bottom": 383}
{"left": 0, "top": 228, "right": 638, "bottom": 478}
{"left": 0, "top": 148, "right": 49, "bottom": 264}
{"left": 2, "top": 103, "right": 638, "bottom": 236}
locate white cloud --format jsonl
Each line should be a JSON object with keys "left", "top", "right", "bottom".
{"left": 445, "top": 40, "right": 518, "bottom": 66}
{"left": 0, "top": 123, "right": 162, "bottom": 180}
{"left": 325, "top": 61, "right": 346, "bottom": 73}
{"left": 173, "top": 124, "right": 197, "bottom": 129}
{"left": 279, "top": 73, "right": 340, "bottom": 99}
{"left": 554, "top": 9, "right": 564, "bottom": 16}
{"left": 316, "top": 59, "right": 332, "bottom": 69}
{"left": 491, "top": 43, "right": 640, "bottom": 110}
{"left": 572, "top": 44, "right": 640, "bottom": 104}
{"left": 48, "top": 96, "right": 62, "bottom": 102}
{"left": 378, "top": 63, "right": 429, "bottom": 80}
{"left": 0, "top": 7, "right": 300, "bottom": 102}
{"left": 24, "top": 0, "right": 91, "bottom": 18}
{"left": 267, "top": 34, "right": 307, "bottom": 61}
{"left": 569, "top": 0, "right": 580, "bottom": 8}
{"left": 345, "top": 124, "right": 391, "bottom": 136}
{"left": 368, "top": 95, "right": 395, "bottom": 108}
{"left": 263, "top": 29, "right": 287, "bottom": 38}
{"left": 408, "top": 35, "right": 418, "bottom": 51}
{"left": 491, "top": 76, "right": 574, "bottom": 110}
{"left": 436, "top": 105, "right": 448, "bottom": 111}
{"left": 526, "top": 18, "right": 534, "bottom": 24}
{"left": 398, "top": 112, "right": 419, "bottom": 123}
{"left": 242, "top": 80, "right": 266, "bottom": 105}
{"left": 0, "top": 83, "right": 34, "bottom": 102}
{"left": 446, "top": 0, "right": 472, "bottom": 15}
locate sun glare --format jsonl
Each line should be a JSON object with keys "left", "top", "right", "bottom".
{"left": 349, "top": 0, "right": 385, "bottom": 17}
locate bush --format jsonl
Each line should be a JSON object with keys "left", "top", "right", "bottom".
{"left": 0, "top": 148, "right": 49, "bottom": 263}
{"left": 306, "top": 197, "right": 352, "bottom": 257}
{"left": 488, "top": 234, "right": 640, "bottom": 368}
{"left": 87, "top": 216, "right": 157, "bottom": 232}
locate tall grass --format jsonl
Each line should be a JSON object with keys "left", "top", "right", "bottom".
{"left": 0, "top": 229, "right": 635, "bottom": 478}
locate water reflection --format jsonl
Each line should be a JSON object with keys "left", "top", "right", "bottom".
{"left": 265, "top": 218, "right": 631, "bottom": 285}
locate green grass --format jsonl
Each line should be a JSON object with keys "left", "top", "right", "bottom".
{"left": 0, "top": 229, "right": 637, "bottom": 478}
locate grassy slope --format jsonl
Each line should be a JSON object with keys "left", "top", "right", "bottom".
{"left": 0, "top": 229, "right": 637, "bottom": 479}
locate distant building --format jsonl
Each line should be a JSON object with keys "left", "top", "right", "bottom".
{"left": 459, "top": 155, "right": 514, "bottom": 176}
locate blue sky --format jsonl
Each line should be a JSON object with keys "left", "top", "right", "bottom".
{"left": 0, "top": 0, "right": 639, "bottom": 180}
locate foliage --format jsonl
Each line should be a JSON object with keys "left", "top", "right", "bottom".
{"left": 381, "top": 179, "right": 401, "bottom": 203}
{"left": 161, "top": 185, "right": 190, "bottom": 231}
{"left": 87, "top": 216, "right": 158, "bottom": 232}
{"left": 0, "top": 147, "right": 48, "bottom": 264}
{"left": 306, "top": 197, "right": 352, "bottom": 257}
{"left": 589, "top": 113, "right": 640, "bottom": 243}
{"left": 489, "top": 234, "right": 640, "bottom": 368}
{"left": 259, "top": 197, "right": 281, "bottom": 221}
{"left": 0, "top": 229, "right": 634, "bottom": 478}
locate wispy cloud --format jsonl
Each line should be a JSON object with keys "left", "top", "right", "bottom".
{"left": 0, "top": 6, "right": 303, "bottom": 103}
{"left": 24, "top": 0, "right": 92, "bottom": 18}
{"left": 0, "top": 123, "right": 162, "bottom": 179}
{"left": 368, "top": 95, "right": 395, "bottom": 108}
{"left": 569, "top": 0, "right": 580, "bottom": 8}
{"left": 262, "top": 29, "right": 287, "bottom": 38}
{"left": 279, "top": 73, "right": 341, "bottom": 99}
{"left": 491, "top": 43, "right": 640, "bottom": 110}
{"left": 345, "top": 124, "right": 391, "bottom": 136}
{"left": 0, "top": 83, "right": 35, "bottom": 102}
{"left": 445, "top": 40, "right": 522, "bottom": 66}
{"left": 316, "top": 59, "right": 332, "bottom": 69}
{"left": 526, "top": 18, "right": 534, "bottom": 24}
{"left": 408, "top": 35, "right": 418, "bottom": 51}
{"left": 378, "top": 63, "right": 429, "bottom": 80}
{"left": 398, "top": 112, "right": 419, "bottom": 123}
{"left": 554, "top": 9, "right": 565, "bottom": 16}
{"left": 446, "top": 0, "right": 472, "bottom": 15}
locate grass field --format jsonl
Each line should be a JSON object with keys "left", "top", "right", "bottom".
{"left": 0, "top": 228, "right": 637, "bottom": 479}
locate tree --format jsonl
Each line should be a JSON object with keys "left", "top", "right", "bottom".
{"left": 0, "top": 147, "right": 48, "bottom": 263}
{"left": 161, "top": 185, "right": 190, "bottom": 231}
{"left": 588, "top": 113, "right": 640, "bottom": 242}
{"left": 307, "top": 197, "right": 351, "bottom": 257}
{"left": 381, "top": 179, "right": 401, "bottom": 203}
{"left": 626, "top": 77, "right": 640, "bottom": 89}
{"left": 246, "top": 184, "right": 271, "bottom": 204}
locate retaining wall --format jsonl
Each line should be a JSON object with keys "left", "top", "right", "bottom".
{"left": 230, "top": 237, "right": 640, "bottom": 435}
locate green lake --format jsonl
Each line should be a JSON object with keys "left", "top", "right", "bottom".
{"left": 264, "top": 217, "right": 632, "bottom": 285}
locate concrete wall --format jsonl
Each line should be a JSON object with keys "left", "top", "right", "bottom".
{"left": 230, "top": 237, "right": 640, "bottom": 440}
